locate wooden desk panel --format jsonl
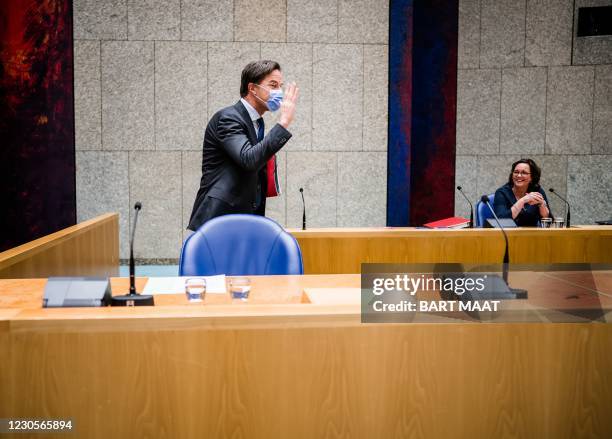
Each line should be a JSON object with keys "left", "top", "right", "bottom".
{"left": 0, "top": 214, "right": 119, "bottom": 279}
{"left": 0, "top": 276, "right": 611, "bottom": 438}
{"left": 289, "top": 226, "right": 612, "bottom": 274}
{"left": 3, "top": 322, "right": 611, "bottom": 438}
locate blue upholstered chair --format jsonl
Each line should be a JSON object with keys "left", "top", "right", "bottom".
{"left": 475, "top": 193, "right": 495, "bottom": 227}
{"left": 179, "top": 214, "right": 303, "bottom": 276}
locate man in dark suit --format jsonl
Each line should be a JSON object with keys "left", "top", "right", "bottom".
{"left": 187, "top": 60, "right": 299, "bottom": 231}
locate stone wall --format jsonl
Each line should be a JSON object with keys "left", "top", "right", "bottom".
{"left": 74, "top": 0, "right": 389, "bottom": 258}
{"left": 73, "top": 0, "right": 611, "bottom": 259}
{"left": 455, "top": 0, "right": 612, "bottom": 224}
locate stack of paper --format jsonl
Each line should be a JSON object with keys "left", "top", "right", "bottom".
{"left": 142, "top": 275, "right": 226, "bottom": 295}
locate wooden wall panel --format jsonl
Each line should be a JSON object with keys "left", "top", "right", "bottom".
{"left": 0, "top": 323, "right": 610, "bottom": 438}
{"left": 289, "top": 226, "right": 612, "bottom": 274}
{"left": 0, "top": 214, "right": 119, "bottom": 279}
{"left": 1, "top": 276, "right": 611, "bottom": 438}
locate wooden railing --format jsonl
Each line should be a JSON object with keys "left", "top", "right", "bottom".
{"left": 0, "top": 213, "right": 119, "bottom": 279}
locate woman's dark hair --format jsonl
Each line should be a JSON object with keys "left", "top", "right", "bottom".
{"left": 240, "top": 60, "right": 281, "bottom": 97}
{"left": 507, "top": 158, "right": 541, "bottom": 191}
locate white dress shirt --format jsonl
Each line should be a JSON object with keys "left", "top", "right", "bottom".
{"left": 240, "top": 98, "right": 263, "bottom": 137}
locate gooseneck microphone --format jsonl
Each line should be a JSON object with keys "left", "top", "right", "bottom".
{"left": 481, "top": 195, "right": 509, "bottom": 280}
{"left": 479, "top": 195, "right": 527, "bottom": 299}
{"left": 299, "top": 188, "right": 306, "bottom": 230}
{"left": 548, "top": 188, "right": 570, "bottom": 227}
{"left": 456, "top": 186, "right": 474, "bottom": 228}
{"left": 129, "top": 202, "right": 141, "bottom": 295}
{"left": 111, "top": 202, "right": 155, "bottom": 306}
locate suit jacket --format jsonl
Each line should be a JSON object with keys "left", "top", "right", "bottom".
{"left": 187, "top": 101, "right": 291, "bottom": 230}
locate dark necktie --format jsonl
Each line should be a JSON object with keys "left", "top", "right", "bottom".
{"left": 256, "top": 117, "right": 265, "bottom": 142}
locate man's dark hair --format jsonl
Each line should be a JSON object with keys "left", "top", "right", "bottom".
{"left": 507, "top": 158, "right": 542, "bottom": 191}
{"left": 240, "top": 60, "right": 281, "bottom": 97}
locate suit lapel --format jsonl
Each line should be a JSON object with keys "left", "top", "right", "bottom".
{"left": 235, "top": 101, "right": 258, "bottom": 145}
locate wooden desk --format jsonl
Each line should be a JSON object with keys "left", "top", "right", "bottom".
{"left": 1, "top": 275, "right": 611, "bottom": 438}
{"left": 289, "top": 226, "right": 612, "bottom": 274}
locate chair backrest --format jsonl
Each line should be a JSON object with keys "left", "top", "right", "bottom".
{"left": 179, "top": 214, "right": 303, "bottom": 276}
{"left": 475, "top": 193, "right": 495, "bottom": 227}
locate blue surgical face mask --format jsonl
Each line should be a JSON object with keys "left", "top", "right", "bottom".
{"left": 254, "top": 84, "right": 283, "bottom": 112}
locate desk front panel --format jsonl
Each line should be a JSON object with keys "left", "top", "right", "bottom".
{"left": 289, "top": 226, "right": 612, "bottom": 274}
{"left": 2, "top": 322, "right": 612, "bottom": 438}
{"left": 0, "top": 213, "right": 119, "bottom": 279}
{"left": 1, "top": 276, "right": 611, "bottom": 438}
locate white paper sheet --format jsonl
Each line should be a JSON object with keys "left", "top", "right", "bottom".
{"left": 142, "top": 275, "right": 227, "bottom": 295}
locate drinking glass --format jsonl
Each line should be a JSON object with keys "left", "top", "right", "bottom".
{"left": 185, "top": 278, "right": 206, "bottom": 302}
{"left": 540, "top": 218, "right": 552, "bottom": 228}
{"left": 229, "top": 277, "right": 251, "bottom": 301}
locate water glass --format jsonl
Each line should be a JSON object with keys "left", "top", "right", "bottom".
{"left": 185, "top": 278, "right": 206, "bottom": 302}
{"left": 540, "top": 218, "right": 552, "bottom": 228}
{"left": 229, "top": 277, "right": 251, "bottom": 301}
{"left": 553, "top": 217, "right": 565, "bottom": 228}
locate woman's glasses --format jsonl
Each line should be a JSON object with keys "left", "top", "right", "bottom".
{"left": 513, "top": 170, "right": 531, "bottom": 176}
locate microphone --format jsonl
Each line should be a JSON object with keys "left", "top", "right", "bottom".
{"left": 548, "top": 188, "right": 570, "bottom": 227}
{"left": 481, "top": 195, "right": 509, "bottom": 279}
{"left": 479, "top": 195, "right": 527, "bottom": 299}
{"left": 111, "top": 202, "right": 154, "bottom": 306}
{"left": 129, "top": 202, "right": 141, "bottom": 295}
{"left": 456, "top": 186, "right": 474, "bottom": 228}
{"left": 299, "top": 188, "right": 306, "bottom": 230}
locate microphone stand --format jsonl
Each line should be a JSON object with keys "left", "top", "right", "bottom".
{"left": 456, "top": 186, "right": 474, "bottom": 228}
{"left": 549, "top": 188, "right": 571, "bottom": 227}
{"left": 481, "top": 196, "right": 527, "bottom": 299}
{"left": 111, "top": 202, "right": 155, "bottom": 306}
{"left": 482, "top": 196, "right": 509, "bottom": 281}
{"left": 300, "top": 188, "right": 306, "bottom": 230}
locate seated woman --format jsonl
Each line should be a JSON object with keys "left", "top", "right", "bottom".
{"left": 493, "top": 158, "right": 551, "bottom": 227}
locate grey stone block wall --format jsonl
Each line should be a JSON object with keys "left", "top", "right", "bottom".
{"left": 74, "top": 0, "right": 611, "bottom": 259}
{"left": 573, "top": 0, "right": 612, "bottom": 65}
{"left": 74, "top": 41, "right": 101, "bottom": 151}
{"left": 455, "top": 0, "right": 612, "bottom": 225}
{"left": 74, "top": 0, "right": 389, "bottom": 259}
{"left": 101, "top": 41, "right": 155, "bottom": 150}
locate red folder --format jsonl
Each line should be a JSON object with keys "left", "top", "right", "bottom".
{"left": 423, "top": 217, "right": 470, "bottom": 229}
